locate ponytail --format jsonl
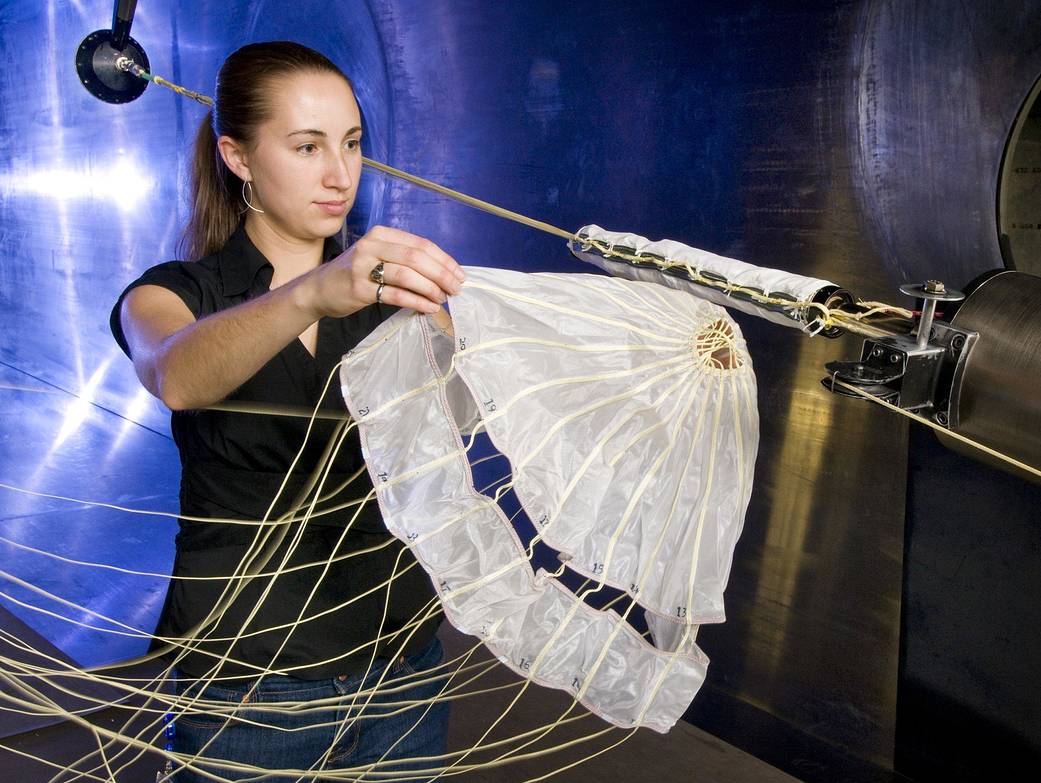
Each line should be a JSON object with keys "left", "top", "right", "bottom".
{"left": 179, "top": 112, "right": 241, "bottom": 260}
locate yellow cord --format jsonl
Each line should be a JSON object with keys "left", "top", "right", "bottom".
{"left": 830, "top": 379, "right": 1041, "bottom": 481}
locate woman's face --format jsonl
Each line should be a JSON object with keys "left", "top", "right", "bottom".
{"left": 237, "top": 71, "right": 362, "bottom": 244}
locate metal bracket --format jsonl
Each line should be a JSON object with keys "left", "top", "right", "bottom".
{"left": 821, "top": 280, "right": 978, "bottom": 427}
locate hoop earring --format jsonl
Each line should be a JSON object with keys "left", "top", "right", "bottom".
{"left": 241, "top": 180, "right": 265, "bottom": 214}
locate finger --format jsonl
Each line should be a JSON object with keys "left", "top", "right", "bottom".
{"left": 377, "top": 283, "right": 442, "bottom": 315}
{"left": 362, "top": 240, "right": 463, "bottom": 296}
{"left": 366, "top": 226, "right": 465, "bottom": 281}
{"left": 382, "top": 262, "right": 450, "bottom": 305}
{"left": 378, "top": 238, "right": 463, "bottom": 287}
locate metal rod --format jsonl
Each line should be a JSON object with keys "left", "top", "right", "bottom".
{"left": 110, "top": 0, "right": 138, "bottom": 51}
{"left": 917, "top": 298, "right": 938, "bottom": 349}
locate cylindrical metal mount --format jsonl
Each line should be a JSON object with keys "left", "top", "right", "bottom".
{"left": 943, "top": 270, "right": 1041, "bottom": 483}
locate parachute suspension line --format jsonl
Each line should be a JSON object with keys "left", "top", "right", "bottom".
{"left": 830, "top": 378, "right": 1041, "bottom": 482}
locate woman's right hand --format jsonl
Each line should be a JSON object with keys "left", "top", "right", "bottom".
{"left": 301, "top": 225, "right": 466, "bottom": 319}
{"left": 122, "top": 226, "right": 463, "bottom": 411}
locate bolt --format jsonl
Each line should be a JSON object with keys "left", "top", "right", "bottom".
{"left": 924, "top": 279, "right": 946, "bottom": 294}
{"left": 935, "top": 411, "right": 949, "bottom": 427}
{"left": 871, "top": 346, "right": 884, "bottom": 358}
{"left": 951, "top": 334, "right": 966, "bottom": 352}
{"left": 889, "top": 353, "right": 900, "bottom": 364}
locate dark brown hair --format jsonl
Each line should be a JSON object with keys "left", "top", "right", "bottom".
{"left": 179, "top": 41, "right": 354, "bottom": 260}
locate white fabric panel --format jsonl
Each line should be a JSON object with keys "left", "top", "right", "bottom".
{"left": 571, "top": 224, "right": 836, "bottom": 331}
{"left": 449, "top": 268, "right": 759, "bottom": 624}
{"left": 340, "top": 267, "right": 759, "bottom": 732}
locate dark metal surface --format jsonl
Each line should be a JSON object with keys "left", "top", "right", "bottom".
{"left": 901, "top": 426, "right": 1041, "bottom": 780}
{"left": 998, "top": 73, "right": 1041, "bottom": 274}
{"left": 947, "top": 271, "right": 1041, "bottom": 483}
{"left": 1, "top": 1, "right": 1040, "bottom": 780}
{"left": 849, "top": 0, "right": 1041, "bottom": 288}
{"left": 75, "top": 30, "right": 150, "bottom": 104}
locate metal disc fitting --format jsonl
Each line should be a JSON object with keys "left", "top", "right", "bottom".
{"left": 75, "top": 29, "right": 150, "bottom": 104}
{"left": 899, "top": 280, "right": 966, "bottom": 302}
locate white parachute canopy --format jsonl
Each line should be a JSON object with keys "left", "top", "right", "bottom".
{"left": 340, "top": 267, "right": 759, "bottom": 732}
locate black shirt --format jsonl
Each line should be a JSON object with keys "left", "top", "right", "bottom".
{"left": 110, "top": 225, "right": 439, "bottom": 680}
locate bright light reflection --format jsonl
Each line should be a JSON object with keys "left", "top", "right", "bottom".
{"left": 1, "top": 158, "right": 155, "bottom": 212}
{"left": 50, "top": 358, "right": 114, "bottom": 452}
{"left": 107, "top": 385, "right": 160, "bottom": 461}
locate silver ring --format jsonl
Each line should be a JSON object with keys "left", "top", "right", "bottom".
{"left": 369, "top": 261, "right": 385, "bottom": 285}
{"left": 375, "top": 282, "right": 385, "bottom": 305}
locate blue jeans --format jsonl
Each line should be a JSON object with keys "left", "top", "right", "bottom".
{"left": 170, "top": 637, "right": 449, "bottom": 781}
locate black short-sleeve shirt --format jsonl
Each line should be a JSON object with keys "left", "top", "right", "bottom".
{"left": 111, "top": 225, "right": 439, "bottom": 680}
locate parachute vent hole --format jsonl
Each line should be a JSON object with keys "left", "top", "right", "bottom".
{"left": 692, "top": 319, "right": 741, "bottom": 370}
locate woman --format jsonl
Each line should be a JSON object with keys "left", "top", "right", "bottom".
{"left": 111, "top": 41, "right": 463, "bottom": 781}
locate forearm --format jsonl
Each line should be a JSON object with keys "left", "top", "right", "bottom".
{"left": 148, "top": 276, "right": 325, "bottom": 410}
{"left": 124, "top": 226, "right": 464, "bottom": 410}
